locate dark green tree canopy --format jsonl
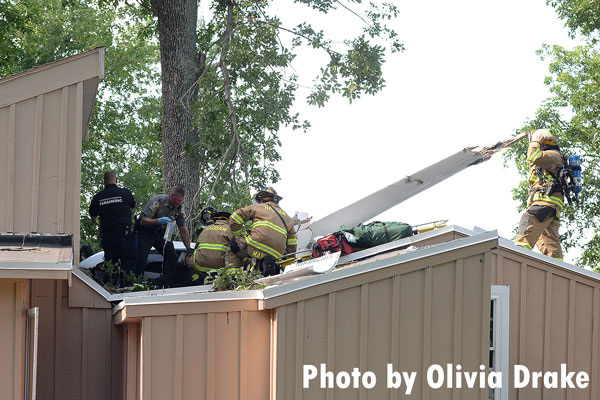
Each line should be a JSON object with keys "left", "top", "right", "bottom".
{"left": 0, "top": 0, "right": 402, "bottom": 248}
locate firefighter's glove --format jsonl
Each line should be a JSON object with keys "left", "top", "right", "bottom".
{"left": 229, "top": 238, "right": 241, "bottom": 254}
{"left": 185, "top": 248, "right": 194, "bottom": 256}
{"left": 157, "top": 217, "right": 171, "bottom": 225}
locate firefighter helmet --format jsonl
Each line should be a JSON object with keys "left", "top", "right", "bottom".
{"left": 254, "top": 186, "right": 282, "bottom": 203}
{"left": 214, "top": 210, "right": 231, "bottom": 220}
{"left": 200, "top": 207, "right": 217, "bottom": 225}
{"left": 531, "top": 129, "right": 559, "bottom": 145}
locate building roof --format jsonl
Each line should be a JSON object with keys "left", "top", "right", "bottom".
{"left": 107, "top": 223, "right": 600, "bottom": 324}
{"left": 0, "top": 233, "right": 72, "bottom": 280}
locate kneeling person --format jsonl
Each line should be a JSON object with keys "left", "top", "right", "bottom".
{"left": 226, "top": 186, "right": 297, "bottom": 272}
{"left": 185, "top": 207, "right": 232, "bottom": 282}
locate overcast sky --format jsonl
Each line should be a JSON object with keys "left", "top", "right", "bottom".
{"left": 269, "top": 0, "right": 582, "bottom": 262}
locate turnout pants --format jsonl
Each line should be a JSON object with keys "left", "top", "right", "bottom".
{"left": 514, "top": 205, "right": 563, "bottom": 259}
{"left": 100, "top": 230, "right": 136, "bottom": 272}
{"left": 225, "top": 237, "right": 264, "bottom": 268}
{"left": 136, "top": 229, "right": 178, "bottom": 283}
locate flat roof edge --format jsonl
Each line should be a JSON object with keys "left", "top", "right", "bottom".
{"left": 262, "top": 230, "right": 499, "bottom": 301}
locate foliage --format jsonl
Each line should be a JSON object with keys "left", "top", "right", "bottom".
{"left": 205, "top": 268, "right": 265, "bottom": 291}
{"left": 89, "top": 259, "right": 155, "bottom": 292}
{"left": 547, "top": 0, "right": 600, "bottom": 38}
{"left": 504, "top": 42, "right": 600, "bottom": 268}
{"left": 139, "top": 0, "right": 403, "bottom": 231}
{"left": 1, "top": 0, "right": 402, "bottom": 251}
{"left": 0, "top": 0, "right": 162, "bottom": 252}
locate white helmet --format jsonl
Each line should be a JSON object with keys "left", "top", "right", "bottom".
{"left": 530, "top": 129, "right": 559, "bottom": 145}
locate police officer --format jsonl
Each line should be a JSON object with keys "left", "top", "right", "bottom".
{"left": 89, "top": 171, "right": 136, "bottom": 271}
{"left": 136, "top": 185, "right": 192, "bottom": 285}
{"left": 514, "top": 129, "right": 565, "bottom": 259}
{"left": 184, "top": 207, "right": 232, "bottom": 283}
{"left": 226, "top": 186, "right": 297, "bottom": 273}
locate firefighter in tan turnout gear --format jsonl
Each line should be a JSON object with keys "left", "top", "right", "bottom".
{"left": 514, "top": 129, "right": 565, "bottom": 259}
{"left": 226, "top": 187, "right": 297, "bottom": 273}
{"left": 184, "top": 207, "right": 232, "bottom": 283}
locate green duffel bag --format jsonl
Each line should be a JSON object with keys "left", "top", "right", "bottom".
{"left": 340, "top": 221, "right": 413, "bottom": 249}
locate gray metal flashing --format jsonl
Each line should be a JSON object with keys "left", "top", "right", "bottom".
{"left": 112, "top": 289, "right": 264, "bottom": 314}
{"left": 261, "top": 230, "right": 499, "bottom": 301}
{"left": 108, "top": 284, "right": 213, "bottom": 302}
{"left": 71, "top": 266, "right": 114, "bottom": 300}
{"left": 336, "top": 224, "right": 469, "bottom": 265}
{"left": 456, "top": 225, "right": 600, "bottom": 282}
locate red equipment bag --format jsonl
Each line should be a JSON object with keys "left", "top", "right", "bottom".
{"left": 312, "top": 231, "right": 354, "bottom": 258}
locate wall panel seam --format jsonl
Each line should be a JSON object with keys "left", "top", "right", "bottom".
{"left": 142, "top": 317, "right": 152, "bottom": 400}
{"left": 13, "top": 282, "right": 22, "bottom": 400}
{"left": 207, "top": 313, "right": 215, "bottom": 400}
{"left": 295, "top": 301, "right": 304, "bottom": 400}
{"left": 276, "top": 307, "right": 286, "bottom": 400}
{"left": 567, "top": 280, "right": 575, "bottom": 400}
{"left": 174, "top": 315, "right": 183, "bottom": 400}
{"left": 422, "top": 267, "right": 432, "bottom": 400}
{"left": 6, "top": 103, "right": 15, "bottom": 232}
{"left": 57, "top": 87, "right": 68, "bottom": 232}
{"left": 592, "top": 287, "right": 599, "bottom": 400}
{"left": 31, "top": 94, "right": 43, "bottom": 232}
{"left": 54, "top": 280, "right": 62, "bottom": 400}
{"left": 360, "top": 284, "right": 369, "bottom": 400}
{"left": 453, "top": 259, "right": 464, "bottom": 400}
{"left": 240, "top": 311, "right": 248, "bottom": 400}
{"left": 543, "top": 272, "right": 552, "bottom": 400}
{"left": 390, "top": 276, "right": 400, "bottom": 400}
{"left": 327, "top": 293, "right": 336, "bottom": 400}
{"left": 82, "top": 308, "right": 88, "bottom": 400}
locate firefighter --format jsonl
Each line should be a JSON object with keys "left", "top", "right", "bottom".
{"left": 136, "top": 185, "right": 192, "bottom": 285}
{"left": 89, "top": 171, "right": 136, "bottom": 271}
{"left": 184, "top": 207, "right": 232, "bottom": 283}
{"left": 225, "top": 187, "right": 297, "bottom": 272}
{"left": 514, "top": 129, "right": 565, "bottom": 259}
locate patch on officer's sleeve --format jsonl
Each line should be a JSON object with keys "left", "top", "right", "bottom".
{"left": 149, "top": 200, "right": 159, "bottom": 212}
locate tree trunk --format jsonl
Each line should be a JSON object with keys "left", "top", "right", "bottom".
{"left": 151, "top": 0, "right": 201, "bottom": 228}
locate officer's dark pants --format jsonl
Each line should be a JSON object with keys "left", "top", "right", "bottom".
{"left": 136, "top": 229, "right": 178, "bottom": 284}
{"left": 101, "top": 230, "right": 136, "bottom": 272}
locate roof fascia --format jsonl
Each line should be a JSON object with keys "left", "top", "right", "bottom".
{"left": 262, "top": 230, "right": 499, "bottom": 306}
{"left": 455, "top": 225, "right": 600, "bottom": 282}
{"left": 0, "top": 47, "right": 105, "bottom": 108}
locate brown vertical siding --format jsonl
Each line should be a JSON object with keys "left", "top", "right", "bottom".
{"left": 492, "top": 249, "right": 600, "bottom": 400}
{"left": 30, "top": 276, "right": 125, "bottom": 400}
{"left": 0, "top": 48, "right": 103, "bottom": 262}
{"left": 273, "top": 248, "right": 492, "bottom": 399}
{"left": 122, "top": 306, "right": 271, "bottom": 400}
{"left": 0, "top": 279, "right": 27, "bottom": 400}
{"left": 0, "top": 85, "right": 82, "bottom": 237}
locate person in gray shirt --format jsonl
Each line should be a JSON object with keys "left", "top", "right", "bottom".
{"left": 136, "top": 185, "right": 192, "bottom": 286}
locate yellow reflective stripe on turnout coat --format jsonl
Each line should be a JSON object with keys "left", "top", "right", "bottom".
{"left": 526, "top": 142, "right": 565, "bottom": 215}
{"left": 229, "top": 201, "right": 297, "bottom": 258}
{"left": 193, "top": 219, "right": 232, "bottom": 269}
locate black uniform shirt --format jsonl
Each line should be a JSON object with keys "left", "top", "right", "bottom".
{"left": 89, "top": 184, "right": 136, "bottom": 234}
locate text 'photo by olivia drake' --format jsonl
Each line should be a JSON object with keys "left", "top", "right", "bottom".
{"left": 303, "top": 364, "right": 589, "bottom": 394}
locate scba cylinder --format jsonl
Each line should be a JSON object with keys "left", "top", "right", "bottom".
{"left": 568, "top": 154, "right": 583, "bottom": 196}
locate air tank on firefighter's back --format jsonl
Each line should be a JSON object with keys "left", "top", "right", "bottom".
{"left": 568, "top": 154, "right": 583, "bottom": 198}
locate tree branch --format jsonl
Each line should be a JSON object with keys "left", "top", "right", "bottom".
{"left": 335, "top": 0, "right": 371, "bottom": 27}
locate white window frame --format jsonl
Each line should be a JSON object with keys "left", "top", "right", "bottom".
{"left": 490, "top": 285, "right": 510, "bottom": 400}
